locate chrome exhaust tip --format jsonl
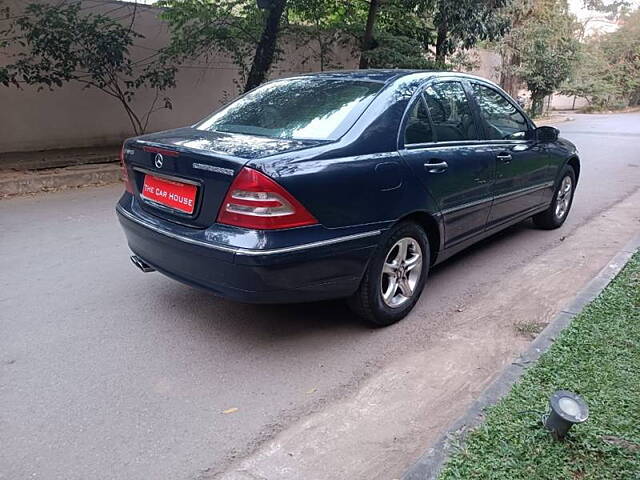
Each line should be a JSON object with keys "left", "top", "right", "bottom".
{"left": 130, "top": 255, "right": 155, "bottom": 273}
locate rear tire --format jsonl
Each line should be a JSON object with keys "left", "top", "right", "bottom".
{"left": 533, "top": 165, "right": 576, "bottom": 230}
{"left": 348, "top": 222, "right": 429, "bottom": 327}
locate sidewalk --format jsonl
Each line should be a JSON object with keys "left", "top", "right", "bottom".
{"left": 0, "top": 146, "right": 121, "bottom": 197}
{"left": 535, "top": 111, "right": 575, "bottom": 126}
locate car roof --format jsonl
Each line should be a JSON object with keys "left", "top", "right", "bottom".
{"left": 298, "top": 69, "right": 419, "bottom": 83}
{"left": 297, "top": 69, "right": 493, "bottom": 85}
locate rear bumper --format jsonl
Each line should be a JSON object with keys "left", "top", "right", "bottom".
{"left": 116, "top": 196, "right": 381, "bottom": 303}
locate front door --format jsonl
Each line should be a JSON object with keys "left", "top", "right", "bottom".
{"left": 469, "top": 82, "right": 549, "bottom": 229}
{"left": 399, "top": 80, "right": 495, "bottom": 248}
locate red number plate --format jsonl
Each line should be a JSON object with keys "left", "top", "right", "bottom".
{"left": 142, "top": 175, "right": 198, "bottom": 214}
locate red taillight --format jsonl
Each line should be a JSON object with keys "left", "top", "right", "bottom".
{"left": 217, "top": 167, "right": 317, "bottom": 230}
{"left": 120, "top": 145, "right": 134, "bottom": 193}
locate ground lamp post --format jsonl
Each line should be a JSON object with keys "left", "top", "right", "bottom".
{"left": 544, "top": 390, "right": 589, "bottom": 440}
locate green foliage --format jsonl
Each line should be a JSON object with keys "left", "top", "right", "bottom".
{"left": 160, "top": 0, "right": 513, "bottom": 89}
{"left": 287, "top": 0, "right": 358, "bottom": 71}
{"left": 497, "top": 0, "right": 579, "bottom": 116}
{"left": 433, "top": 0, "right": 511, "bottom": 61}
{"left": 439, "top": 252, "right": 640, "bottom": 480}
{"left": 560, "top": 8, "right": 640, "bottom": 111}
{"left": 498, "top": 1, "right": 639, "bottom": 113}
{"left": 517, "top": 17, "right": 580, "bottom": 115}
{"left": 358, "top": 0, "right": 511, "bottom": 67}
{"left": 1, "top": 2, "right": 176, "bottom": 134}
{"left": 361, "top": 32, "right": 438, "bottom": 69}
{"left": 560, "top": 42, "right": 620, "bottom": 109}
{"left": 160, "top": 0, "right": 282, "bottom": 92}
{"left": 600, "top": 8, "right": 640, "bottom": 106}
{"left": 363, "top": 0, "right": 439, "bottom": 68}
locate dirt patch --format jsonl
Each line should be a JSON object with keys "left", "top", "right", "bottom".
{"left": 601, "top": 435, "right": 640, "bottom": 453}
{"left": 514, "top": 320, "right": 547, "bottom": 339}
{"left": 214, "top": 189, "right": 640, "bottom": 480}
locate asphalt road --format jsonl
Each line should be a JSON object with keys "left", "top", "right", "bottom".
{"left": 1, "top": 112, "right": 639, "bottom": 480}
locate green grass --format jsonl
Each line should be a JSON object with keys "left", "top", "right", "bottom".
{"left": 438, "top": 252, "right": 640, "bottom": 480}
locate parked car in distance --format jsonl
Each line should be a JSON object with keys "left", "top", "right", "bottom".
{"left": 116, "top": 70, "right": 580, "bottom": 326}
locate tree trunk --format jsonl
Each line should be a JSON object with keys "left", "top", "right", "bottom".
{"left": 359, "top": 0, "right": 380, "bottom": 69}
{"left": 499, "top": 52, "right": 519, "bottom": 97}
{"left": 244, "top": 0, "right": 287, "bottom": 93}
{"left": 531, "top": 93, "right": 544, "bottom": 118}
{"left": 435, "top": 15, "right": 448, "bottom": 65}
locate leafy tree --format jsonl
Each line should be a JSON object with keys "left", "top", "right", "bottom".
{"left": 160, "top": 0, "right": 287, "bottom": 93}
{"left": 161, "top": 0, "right": 513, "bottom": 92}
{"left": 287, "top": 0, "right": 343, "bottom": 71}
{"left": 600, "top": 7, "right": 640, "bottom": 106}
{"left": 496, "top": 0, "right": 579, "bottom": 116}
{"left": 246, "top": 0, "right": 287, "bottom": 90}
{"left": 340, "top": 0, "right": 434, "bottom": 69}
{"left": 349, "top": 0, "right": 511, "bottom": 68}
{"left": 1, "top": 2, "right": 176, "bottom": 135}
{"left": 517, "top": 14, "right": 580, "bottom": 116}
{"left": 563, "top": 7, "right": 640, "bottom": 110}
{"left": 363, "top": 0, "right": 437, "bottom": 68}
{"left": 433, "top": 0, "right": 511, "bottom": 64}
{"left": 359, "top": 0, "right": 380, "bottom": 68}
{"left": 560, "top": 40, "right": 620, "bottom": 109}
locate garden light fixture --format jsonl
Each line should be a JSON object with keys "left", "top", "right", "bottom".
{"left": 544, "top": 390, "right": 589, "bottom": 440}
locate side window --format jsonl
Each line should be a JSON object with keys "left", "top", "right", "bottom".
{"left": 423, "top": 82, "right": 479, "bottom": 142}
{"left": 404, "top": 98, "right": 433, "bottom": 145}
{"left": 471, "top": 83, "right": 529, "bottom": 140}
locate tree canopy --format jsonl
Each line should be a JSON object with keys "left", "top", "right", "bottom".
{"left": 495, "top": 0, "right": 580, "bottom": 115}
{"left": 159, "top": 0, "right": 515, "bottom": 92}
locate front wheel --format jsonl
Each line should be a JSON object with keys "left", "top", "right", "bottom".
{"left": 348, "top": 222, "right": 429, "bottom": 326}
{"left": 533, "top": 165, "right": 576, "bottom": 230}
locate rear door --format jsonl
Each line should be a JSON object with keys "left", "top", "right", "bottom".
{"left": 399, "top": 80, "right": 495, "bottom": 248}
{"left": 468, "top": 82, "right": 547, "bottom": 228}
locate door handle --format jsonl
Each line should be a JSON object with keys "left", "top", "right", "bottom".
{"left": 496, "top": 153, "right": 512, "bottom": 163}
{"left": 424, "top": 161, "right": 448, "bottom": 173}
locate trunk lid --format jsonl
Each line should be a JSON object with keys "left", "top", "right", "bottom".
{"left": 124, "top": 127, "right": 318, "bottom": 228}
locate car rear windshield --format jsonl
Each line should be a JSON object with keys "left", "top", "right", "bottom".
{"left": 196, "top": 78, "right": 383, "bottom": 141}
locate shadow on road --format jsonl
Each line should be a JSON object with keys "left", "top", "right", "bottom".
{"left": 150, "top": 218, "right": 540, "bottom": 345}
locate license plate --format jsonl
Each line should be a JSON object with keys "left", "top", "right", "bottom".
{"left": 142, "top": 174, "right": 198, "bottom": 214}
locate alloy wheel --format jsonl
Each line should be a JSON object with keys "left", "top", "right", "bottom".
{"left": 380, "top": 237, "right": 423, "bottom": 308}
{"left": 555, "top": 175, "right": 573, "bottom": 219}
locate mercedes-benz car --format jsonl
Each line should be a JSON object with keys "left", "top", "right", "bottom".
{"left": 116, "top": 70, "right": 579, "bottom": 326}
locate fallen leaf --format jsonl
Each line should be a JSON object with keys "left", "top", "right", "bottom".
{"left": 306, "top": 388, "right": 317, "bottom": 394}
{"left": 222, "top": 407, "right": 238, "bottom": 414}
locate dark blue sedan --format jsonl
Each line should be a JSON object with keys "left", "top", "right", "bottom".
{"left": 116, "top": 70, "right": 579, "bottom": 326}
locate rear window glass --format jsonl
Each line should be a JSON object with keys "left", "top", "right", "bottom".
{"left": 196, "top": 78, "right": 383, "bottom": 141}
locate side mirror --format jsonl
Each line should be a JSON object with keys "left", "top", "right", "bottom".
{"left": 536, "top": 126, "right": 559, "bottom": 143}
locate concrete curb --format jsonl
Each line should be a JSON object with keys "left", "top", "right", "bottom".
{"left": 0, "top": 162, "right": 120, "bottom": 197}
{"left": 402, "top": 232, "right": 640, "bottom": 480}
{"left": 0, "top": 146, "right": 119, "bottom": 171}
{"left": 536, "top": 115, "right": 575, "bottom": 126}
